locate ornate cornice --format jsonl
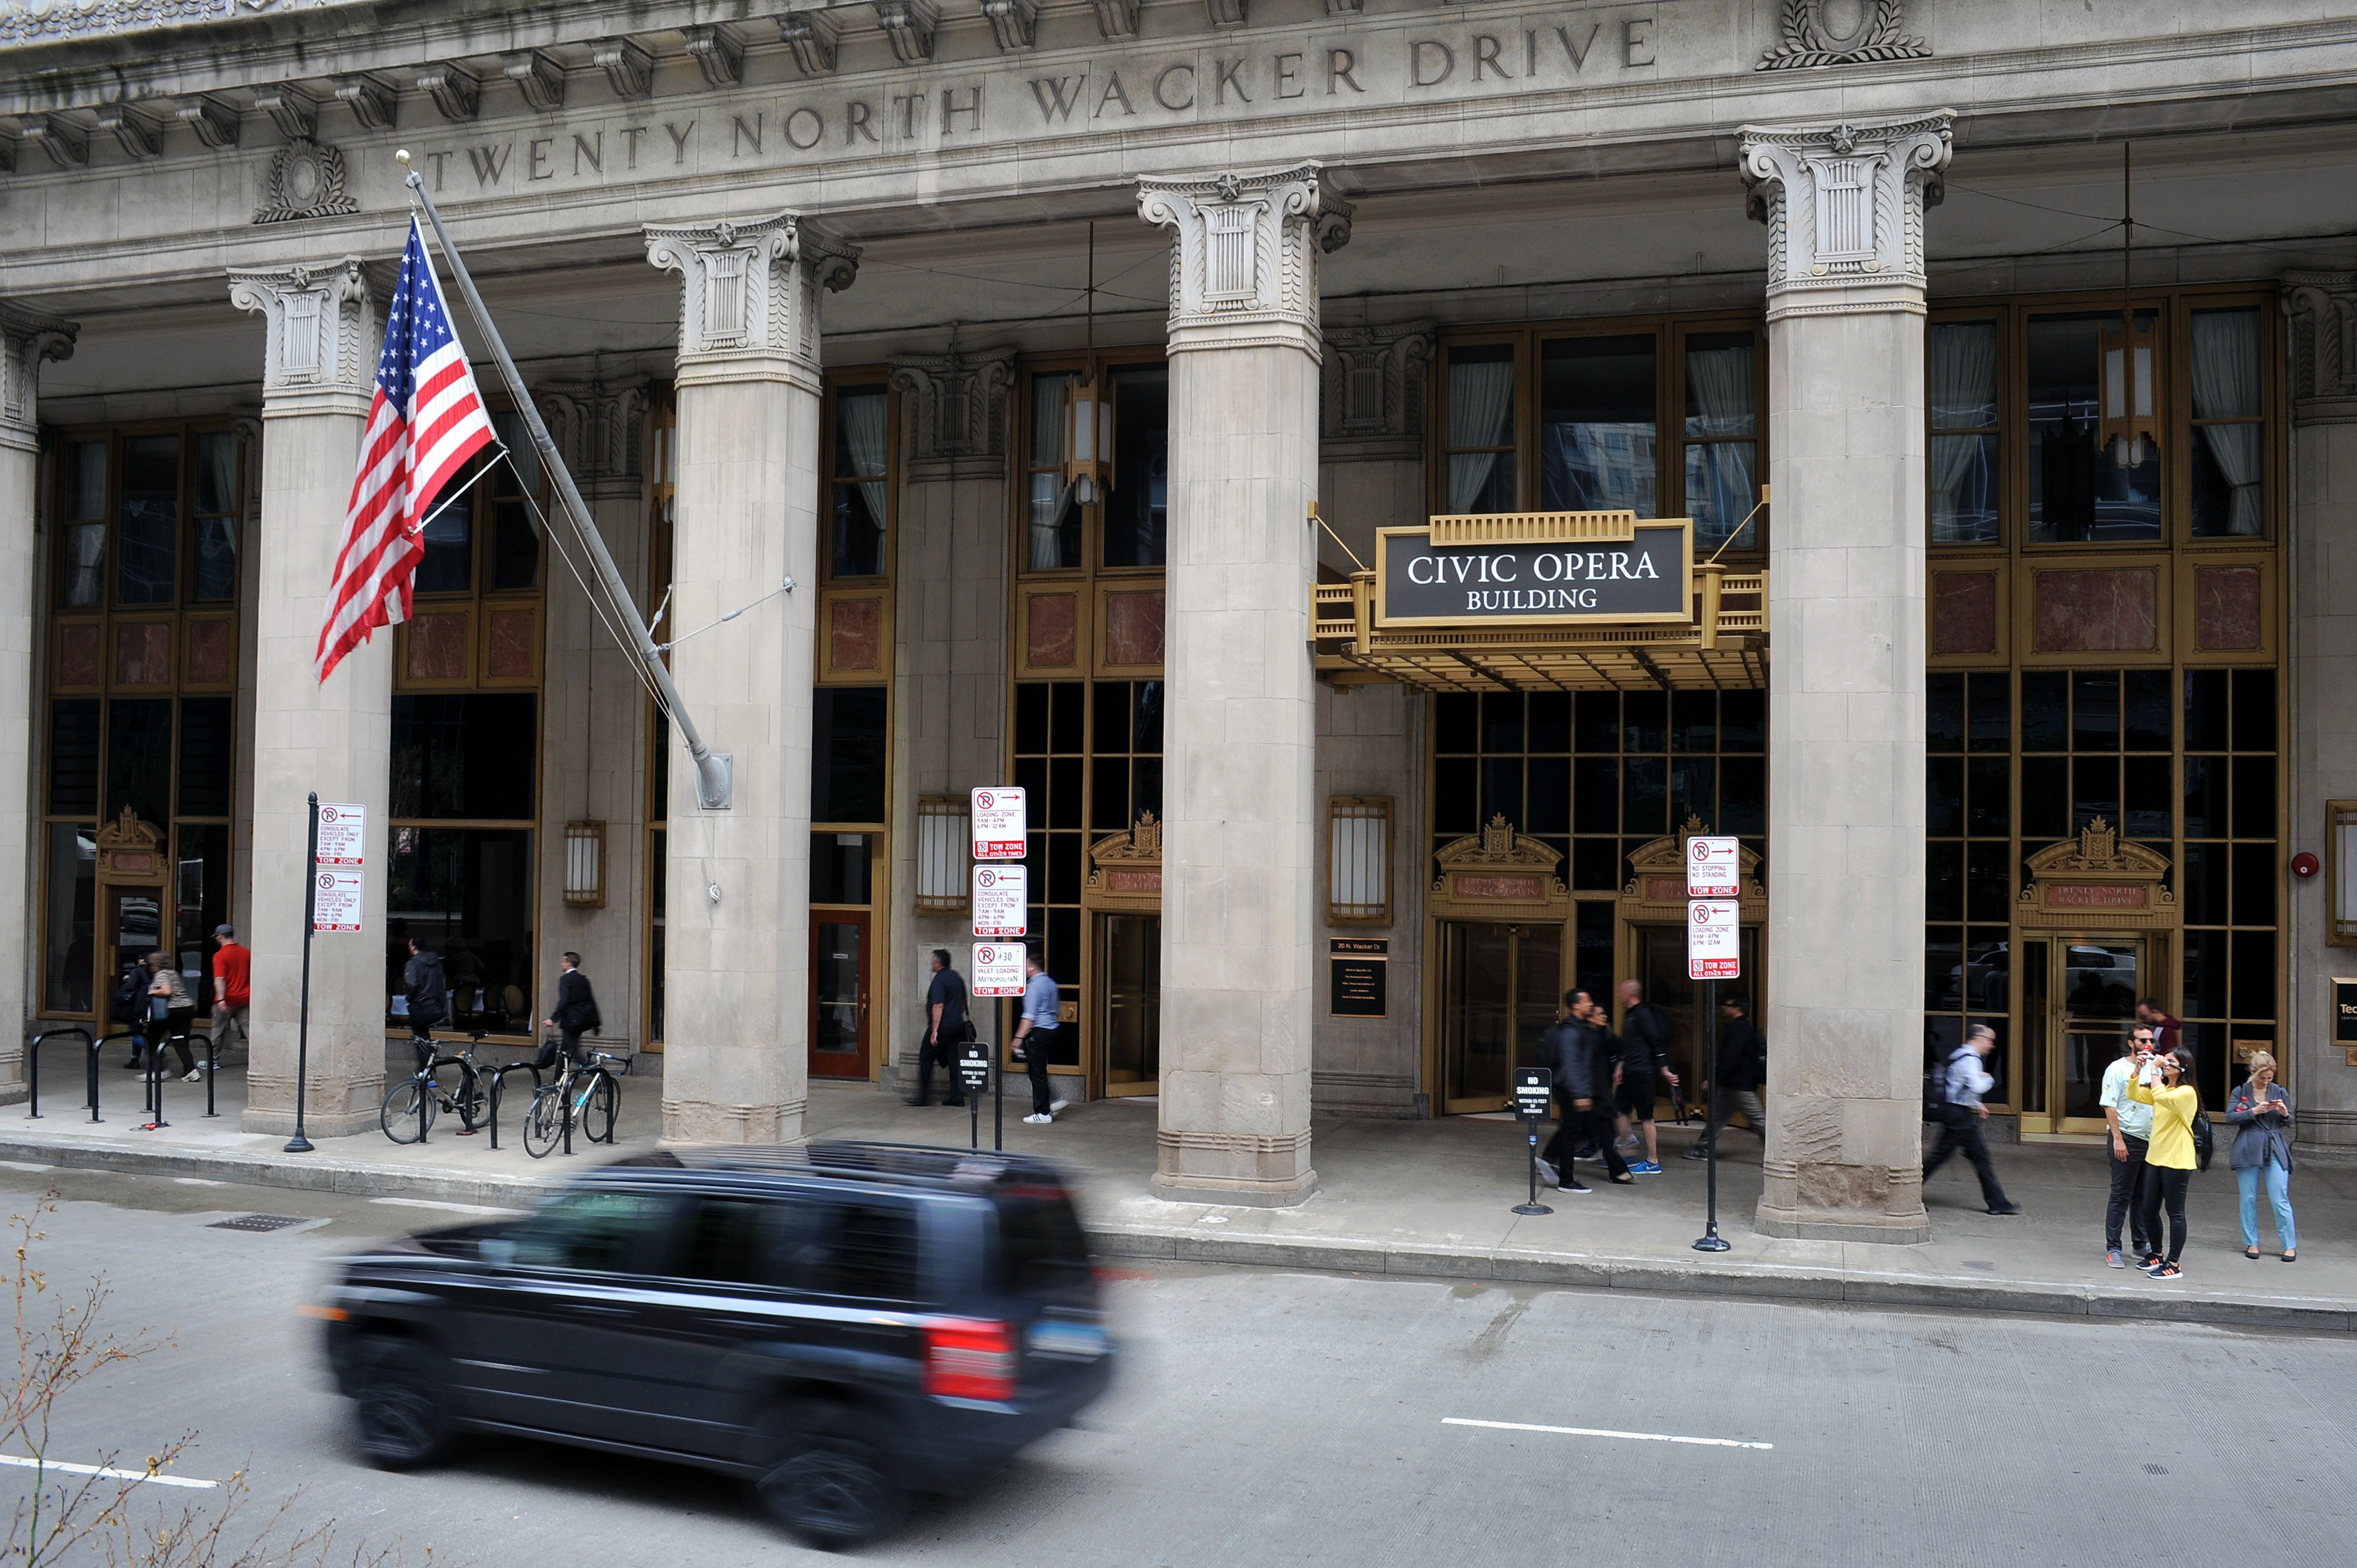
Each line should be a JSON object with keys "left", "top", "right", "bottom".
{"left": 888, "top": 349, "right": 1016, "bottom": 482}
{"left": 2283, "top": 271, "right": 2357, "bottom": 426}
{"left": 1136, "top": 162, "right": 1338, "bottom": 359}
{"left": 1738, "top": 112, "right": 1952, "bottom": 321}
{"left": 534, "top": 379, "right": 650, "bottom": 497}
{"left": 0, "top": 302, "right": 78, "bottom": 454}
{"left": 224, "top": 256, "right": 376, "bottom": 418}
{"left": 1756, "top": 1, "right": 1930, "bottom": 72}
{"left": 1319, "top": 321, "right": 1431, "bottom": 461}
{"left": 643, "top": 212, "right": 860, "bottom": 391}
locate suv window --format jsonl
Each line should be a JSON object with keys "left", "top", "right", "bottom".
{"left": 508, "top": 1190, "right": 670, "bottom": 1273}
{"left": 994, "top": 1185, "right": 1092, "bottom": 1301}
{"left": 781, "top": 1200, "right": 918, "bottom": 1300}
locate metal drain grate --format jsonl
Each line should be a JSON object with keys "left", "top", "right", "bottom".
{"left": 207, "top": 1214, "right": 310, "bottom": 1233}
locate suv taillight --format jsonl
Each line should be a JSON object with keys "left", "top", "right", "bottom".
{"left": 924, "top": 1318, "right": 1019, "bottom": 1402}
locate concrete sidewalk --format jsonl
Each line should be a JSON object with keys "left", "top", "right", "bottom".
{"left": 3, "top": 1060, "right": 2351, "bottom": 1332}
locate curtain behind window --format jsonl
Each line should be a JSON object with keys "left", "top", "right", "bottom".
{"left": 1029, "top": 374, "right": 1075, "bottom": 569}
{"left": 1929, "top": 322, "right": 1998, "bottom": 543}
{"left": 2190, "top": 310, "right": 2261, "bottom": 537}
{"left": 839, "top": 389, "right": 888, "bottom": 523}
{"left": 1446, "top": 357, "right": 1515, "bottom": 512}
{"left": 1684, "top": 340, "right": 1756, "bottom": 546}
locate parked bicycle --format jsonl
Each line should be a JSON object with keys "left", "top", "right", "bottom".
{"left": 522, "top": 1042, "right": 627, "bottom": 1158}
{"left": 380, "top": 1030, "right": 496, "bottom": 1144}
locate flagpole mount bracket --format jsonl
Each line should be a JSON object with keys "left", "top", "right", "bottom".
{"left": 695, "top": 752, "right": 733, "bottom": 812}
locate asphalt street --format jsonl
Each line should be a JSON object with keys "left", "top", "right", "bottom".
{"left": 1, "top": 1162, "right": 2351, "bottom": 1567}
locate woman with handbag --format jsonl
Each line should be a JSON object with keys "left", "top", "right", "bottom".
{"left": 2226, "top": 1051, "right": 2297, "bottom": 1263}
{"left": 2128, "top": 1047, "right": 2199, "bottom": 1279}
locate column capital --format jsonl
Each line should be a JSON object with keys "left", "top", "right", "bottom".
{"left": 887, "top": 349, "right": 1016, "bottom": 482}
{"left": 1738, "top": 112, "right": 1953, "bottom": 321}
{"left": 534, "top": 378, "right": 653, "bottom": 499}
{"left": 1136, "top": 162, "right": 1339, "bottom": 358}
{"left": 2284, "top": 271, "right": 2357, "bottom": 425}
{"left": 1319, "top": 321, "right": 1432, "bottom": 462}
{"left": 0, "top": 303, "right": 78, "bottom": 454}
{"left": 225, "top": 257, "right": 378, "bottom": 418}
{"left": 643, "top": 213, "right": 861, "bottom": 391}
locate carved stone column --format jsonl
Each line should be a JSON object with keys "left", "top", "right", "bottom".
{"left": 884, "top": 350, "right": 1015, "bottom": 1091}
{"left": 645, "top": 214, "right": 857, "bottom": 1142}
{"left": 2, "top": 306, "right": 77, "bottom": 1092}
{"left": 532, "top": 379, "right": 653, "bottom": 1056}
{"left": 1739, "top": 113, "right": 1951, "bottom": 1242}
{"left": 2284, "top": 274, "right": 2357, "bottom": 1150}
{"left": 1137, "top": 163, "right": 1336, "bottom": 1204}
{"left": 226, "top": 258, "right": 390, "bottom": 1137}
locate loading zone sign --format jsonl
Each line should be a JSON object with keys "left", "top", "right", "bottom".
{"left": 314, "top": 869, "right": 364, "bottom": 933}
{"left": 972, "top": 944, "right": 1027, "bottom": 997}
{"left": 1688, "top": 899, "right": 1739, "bottom": 980}
{"left": 972, "top": 788, "right": 1027, "bottom": 860}
{"left": 972, "top": 864, "right": 1028, "bottom": 938}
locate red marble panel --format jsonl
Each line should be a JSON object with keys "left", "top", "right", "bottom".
{"left": 57, "top": 623, "right": 101, "bottom": 688}
{"left": 828, "top": 598, "right": 882, "bottom": 671}
{"left": 114, "top": 622, "right": 172, "bottom": 686}
{"left": 406, "top": 612, "right": 469, "bottom": 681}
{"left": 1932, "top": 572, "right": 1998, "bottom": 656}
{"left": 1103, "top": 589, "right": 1166, "bottom": 668}
{"left": 1027, "top": 593, "right": 1077, "bottom": 669}
{"left": 486, "top": 609, "right": 537, "bottom": 680}
{"left": 185, "top": 619, "right": 234, "bottom": 685}
{"left": 2194, "top": 565, "right": 2263, "bottom": 651}
{"left": 2031, "top": 569, "right": 2157, "bottom": 653}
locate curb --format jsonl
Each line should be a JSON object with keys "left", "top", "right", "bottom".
{"left": 6, "top": 1134, "right": 2349, "bottom": 1334}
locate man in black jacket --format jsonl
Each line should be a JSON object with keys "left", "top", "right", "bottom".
{"left": 401, "top": 938, "right": 449, "bottom": 1072}
{"left": 542, "top": 952, "right": 601, "bottom": 1068}
{"left": 1615, "top": 979, "right": 1680, "bottom": 1174}
{"left": 1684, "top": 993, "right": 1767, "bottom": 1161}
{"left": 1540, "top": 991, "right": 1633, "bottom": 1188}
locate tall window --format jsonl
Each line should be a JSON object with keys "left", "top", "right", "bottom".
{"left": 1436, "top": 320, "right": 1764, "bottom": 551}
{"left": 2180, "top": 669, "right": 2280, "bottom": 1105}
{"left": 1019, "top": 356, "right": 1169, "bottom": 574}
{"left": 2188, "top": 307, "right": 2264, "bottom": 538}
{"left": 644, "top": 395, "right": 675, "bottom": 1049}
{"left": 829, "top": 384, "right": 889, "bottom": 579}
{"left": 2029, "top": 312, "right": 2162, "bottom": 543}
{"left": 42, "top": 425, "right": 243, "bottom": 1018}
{"left": 1923, "top": 673, "right": 2015, "bottom": 1080}
{"left": 1929, "top": 321, "right": 2001, "bottom": 543}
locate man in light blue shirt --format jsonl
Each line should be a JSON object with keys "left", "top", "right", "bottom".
{"left": 1015, "top": 949, "right": 1065, "bottom": 1124}
{"left": 2099, "top": 1025, "right": 2158, "bottom": 1267}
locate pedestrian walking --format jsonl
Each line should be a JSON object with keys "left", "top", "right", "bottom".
{"left": 2226, "top": 1051, "right": 2297, "bottom": 1263}
{"left": 1534, "top": 996, "right": 1585, "bottom": 1192}
{"left": 2134, "top": 997, "right": 2183, "bottom": 1059}
{"left": 401, "top": 937, "right": 449, "bottom": 1073}
{"left": 209, "top": 924, "right": 250, "bottom": 1064}
{"left": 540, "top": 952, "right": 601, "bottom": 1069}
{"left": 1014, "top": 949, "right": 1067, "bottom": 1124}
{"left": 2128, "top": 1045, "right": 2199, "bottom": 1278}
{"left": 145, "top": 950, "right": 200, "bottom": 1081}
{"left": 1615, "top": 979, "right": 1678, "bottom": 1174}
{"left": 2099, "top": 1025, "right": 2158, "bottom": 1268}
{"left": 1684, "top": 995, "right": 1767, "bottom": 1160}
{"left": 908, "top": 949, "right": 972, "bottom": 1107}
{"left": 1541, "top": 992, "right": 1633, "bottom": 1187}
{"left": 1922, "top": 1024, "right": 2022, "bottom": 1215}
{"left": 114, "top": 953, "right": 155, "bottom": 1070}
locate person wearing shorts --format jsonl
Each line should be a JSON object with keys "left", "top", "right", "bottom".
{"left": 1615, "top": 979, "right": 1678, "bottom": 1174}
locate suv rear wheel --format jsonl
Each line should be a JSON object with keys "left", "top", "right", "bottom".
{"left": 351, "top": 1338, "right": 454, "bottom": 1470}
{"left": 754, "top": 1402, "right": 902, "bottom": 1550}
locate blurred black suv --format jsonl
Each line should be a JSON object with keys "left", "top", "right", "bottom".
{"left": 318, "top": 1142, "right": 1115, "bottom": 1547}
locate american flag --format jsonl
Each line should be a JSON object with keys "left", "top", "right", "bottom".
{"left": 317, "top": 216, "right": 496, "bottom": 682}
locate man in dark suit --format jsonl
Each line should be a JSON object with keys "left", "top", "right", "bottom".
{"left": 1684, "top": 993, "right": 1767, "bottom": 1160}
{"left": 542, "top": 952, "right": 601, "bottom": 1068}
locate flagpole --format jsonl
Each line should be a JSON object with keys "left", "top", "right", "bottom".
{"left": 393, "top": 149, "right": 733, "bottom": 812}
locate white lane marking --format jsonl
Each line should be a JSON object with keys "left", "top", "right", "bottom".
{"left": 0, "top": 1161, "right": 55, "bottom": 1173}
{"left": 0, "top": 1454, "right": 219, "bottom": 1489}
{"left": 1443, "top": 1417, "right": 1772, "bottom": 1451}
{"left": 370, "top": 1197, "right": 526, "bottom": 1216}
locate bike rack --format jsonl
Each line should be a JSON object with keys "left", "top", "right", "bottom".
{"left": 88, "top": 1032, "right": 137, "bottom": 1124}
{"left": 483, "top": 1062, "right": 542, "bottom": 1150}
{"left": 24, "top": 1027, "right": 92, "bottom": 1120}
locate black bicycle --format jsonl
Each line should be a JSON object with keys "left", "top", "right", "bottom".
{"left": 380, "top": 1031, "right": 493, "bottom": 1144}
{"left": 521, "top": 1044, "right": 626, "bottom": 1158}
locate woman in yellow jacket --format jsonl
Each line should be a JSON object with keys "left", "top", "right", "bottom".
{"left": 2128, "top": 1047, "right": 2199, "bottom": 1279}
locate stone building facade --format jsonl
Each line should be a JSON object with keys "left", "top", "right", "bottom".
{"left": 7, "top": 0, "right": 2357, "bottom": 1238}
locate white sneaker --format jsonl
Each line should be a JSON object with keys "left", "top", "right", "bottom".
{"left": 1024, "top": 1112, "right": 1053, "bottom": 1124}
{"left": 183, "top": 1069, "right": 204, "bottom": 1083}
{"left": 1050, "top": 1099, "right": 1070, "bottom": 1113}
{"left": 1534, "top": 1158, "right": 1560, "bottom": 1188}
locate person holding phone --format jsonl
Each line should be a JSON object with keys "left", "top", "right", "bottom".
{"left": 2128, "top": 1045, "right": 2200, "bottom": 1279}
{"left": 2226, "top": 1051, "right": 2296, "bottom": 1263}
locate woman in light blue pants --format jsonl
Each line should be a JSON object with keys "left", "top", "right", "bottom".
{"left": 2226, "top": 1051, "right": 2296, "bottom": 1262}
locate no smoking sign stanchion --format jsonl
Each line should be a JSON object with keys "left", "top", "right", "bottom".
{"left": 1687, "top": 834, "right": 1741, "bottom": 1255}
{"left": 1511, "top": 1066, "right": 1555, "bottom": 1216}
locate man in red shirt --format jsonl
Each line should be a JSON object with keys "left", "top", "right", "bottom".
{"left": 211, "top": 924, "right": 251, "bottom": 1063}
{"left": 2135, "top": 997, "right": 2182, "bottom": 1059}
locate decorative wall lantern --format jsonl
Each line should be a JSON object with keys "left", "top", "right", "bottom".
{"left": 563, "top": 820, "right": 607, "bottom": 909}
{"left": 915, "top": 796, "right": 970, "bottom": 914}
{"left": 1062, "top": 374, "right": 1115, "bottom": 504}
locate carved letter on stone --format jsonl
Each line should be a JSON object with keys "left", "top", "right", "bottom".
{"left": 333, "top": 75, "right": 397, "bottom": 131}
{"left": 178, "top": 94, "right": 241, "bottom": 149}
{"left": 1738, "top": 113, "right": 1952, "bottom": 319}
{"left": 1137, "top": 163, "right": 1337, "bottom": 357}
{"left": 875, "top": 1, "right": 938, "bottom": 63}
{"left": 1757, "top": 0, "right": 1930, "bottom": 71}
{"left": 592, "top": 38, "right": 655, "bottom": 99}
{"left": 778, "top": 11, "right": 842, "bottom": 76}
{"left": 503, "top": 51, "right": 566, "bottom": 113}
{"left": 255, "top": 86, "right": 317, "bottom": 141}
{"left": 683, "top": 25, "right": 747, "bottom": 88}
{"left": 981, "top": 0, "right": 1037, "bottom": 51}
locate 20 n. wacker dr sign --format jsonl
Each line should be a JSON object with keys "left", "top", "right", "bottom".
{"left": 1376, "top": 513, "right": 1694, "bottom": 628}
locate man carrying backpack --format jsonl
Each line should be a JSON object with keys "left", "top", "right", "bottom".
{"left": 1923, "top": 1024, "right": 2022, "bottom": 1215}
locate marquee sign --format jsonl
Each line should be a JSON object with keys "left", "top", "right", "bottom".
{"left": 1375, "top": 512, "right": 1694, "bottom": 629}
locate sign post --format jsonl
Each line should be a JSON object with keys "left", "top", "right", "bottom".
{"left": 1686, "top": 837, "right": 1741, "bottom": 1253}
{"left": 1511, "top": 1066, "right": 1555, "bottom": 1216}
{"left": 288, "top": 794, "right": 321, "bottom": 1153}
{"left": 972, "top": 942, "right": 1026, "bottom": 1153}
{"left": 958, "top": 1040, "right": 992, "bottom": 1150}
{"left": 971, "top": 789, "right": 1027, "bottom": 1151}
